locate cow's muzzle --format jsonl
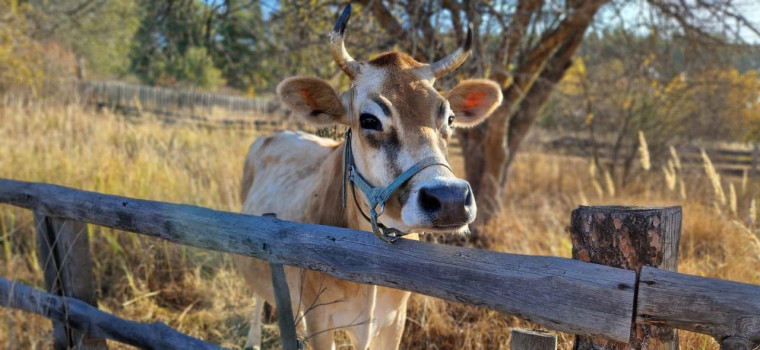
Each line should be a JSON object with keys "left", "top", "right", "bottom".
{"left": 418, "top": 180, "right": 476, "bottom": 228}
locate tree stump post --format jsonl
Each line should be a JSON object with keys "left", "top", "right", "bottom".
{"left": 569, "top": 206, "right": 681, "bottom": 350}
{"left": 511, "top": 329, "right": 557, "bottom": 350}
{"left": 35, "top": 211, "right": 108, "bottom": 350}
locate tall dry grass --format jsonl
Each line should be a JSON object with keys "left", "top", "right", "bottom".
{"left": 1, "top": 101, "right": 759, "bottom": 349}
{"left": 0, "top": 100, "right": 260, "bottom": 348}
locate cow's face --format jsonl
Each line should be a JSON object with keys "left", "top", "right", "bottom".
{"left": 276, "top": 6, "right": 502, "bottom": 235}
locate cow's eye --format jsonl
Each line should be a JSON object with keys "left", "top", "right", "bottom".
{"left": 448, "top": 115, "right": 455, "bottom": 126}
{"left": 360, "top": 113, "right": 382, "bottom": 131}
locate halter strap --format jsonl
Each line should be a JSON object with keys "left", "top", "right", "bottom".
{"left": 341, "top": 129, "right": 452, "bottom": 243}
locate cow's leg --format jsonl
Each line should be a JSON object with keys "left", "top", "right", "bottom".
{"left": 305, "top": 311, "right": 336, "bottom": 350}
{"left": 351, "top": 330, "right": 372, "bottom": 350}
{"left": 368, "top": 306, "right": 406, "bottom": 350}
{"left": 341, "top": 320, "right": 372, "bottom": 350}
{"left": 244, "top": 296, "right": 265, "bottom": 350}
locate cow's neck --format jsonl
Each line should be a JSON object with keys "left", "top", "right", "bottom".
{"left": 306, "top": 140, "right": 419, "bottom": 241}
{"left": 305, "top": 141, "right": 368, "bottom": 232}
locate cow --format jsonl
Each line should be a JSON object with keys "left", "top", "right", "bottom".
{"left": 235, "top": 5, "right": 502, "bottom": 350}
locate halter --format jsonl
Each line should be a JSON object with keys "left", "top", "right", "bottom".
{"left": 342, "top": 129, "right": 452, "bottom": 243}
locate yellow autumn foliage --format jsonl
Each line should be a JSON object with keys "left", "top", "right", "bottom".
{"left": 0, "top": 0, "right": 46, "bottom": 95}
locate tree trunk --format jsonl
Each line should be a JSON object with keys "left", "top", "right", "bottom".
{"left": 569, "top": 206, "right": 681, "bottom": 350}
{"left": 457, "top": 2, "right": 606, "bottom": 243}
{"left": 361, "top": 0, "right": 609, "bottom": 244}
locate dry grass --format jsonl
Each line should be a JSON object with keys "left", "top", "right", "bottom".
{"left": 1, "top": 101, "right": 759, "bottom": 349}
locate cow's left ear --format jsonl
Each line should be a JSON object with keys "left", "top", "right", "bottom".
{"left": 277, "top": 76, "right": 347, "bottom": 125}
{"left": 446, "top": 79, "right": 503, "bottom": 127}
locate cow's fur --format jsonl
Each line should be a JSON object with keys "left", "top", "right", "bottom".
{"left": 236, "top": 131, "right": 412, "bottom": 350}
{"left": 235, "top": 51, "right": 502, "bottom": 349}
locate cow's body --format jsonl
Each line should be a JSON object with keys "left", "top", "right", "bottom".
{"left": 235, "top": 131, "right": 413, "bottom": 349}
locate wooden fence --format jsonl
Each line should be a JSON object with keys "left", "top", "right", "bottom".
{"left": 78, "top": 81, "right": 278, "bottom": 126}
{"left": 547, "top": 136, "right": 760, "bottom": 178}
{"left": 73, "top": 81, "right": 760, "bottom": 179}
{"left": 0, "top": 178, "right": 759, "bottom": 349}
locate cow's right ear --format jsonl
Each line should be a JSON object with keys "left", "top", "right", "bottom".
{"left": 277, "top": 77, "right": 347, "bottom": 125}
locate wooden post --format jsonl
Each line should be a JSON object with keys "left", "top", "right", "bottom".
{"left": 569, "top": 206, "right": 681, "bottom": 350}
{"left": 510, "top": 329, "right": 557, "bottom": 350}
{"left": 35, "top": 211, "right": 108, "bottom": 350}
{"left": 752, "top": 143, "right": 759, "bottom": 177}
{"left": 269, "top": 263, "right": 299, "bottom": 350}
{"left": 263, "top": 213, "right": 300, "bottom": 350}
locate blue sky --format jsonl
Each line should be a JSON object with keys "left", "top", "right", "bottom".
{"left": 215, "top": 0, "right": 760, "bottom": 43}
{"left": 606, "top": 0, "right": 760, "bottom": 43}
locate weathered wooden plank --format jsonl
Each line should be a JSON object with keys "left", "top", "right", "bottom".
{"left": 510, "top": 329, "right": 557, "bottom": 350}
{"left": 34, "top": 212, "right": 108, "bottom": 350}
{"left": 0, "top": 178, "right": 636, "bottom": 342}
{"left": 637, "top": 267, "right": 760, "bottom": 348}
{"left": 752, "top": 142, "right": 759, "bottom": 177}
{"left": 570, "top": 206, "right": 681, "bottom": 349}
{"left": 0, "top": 276, "right": 219, "bottom": 350}
{"left": 269, "top": 262, "right": 300, "bottom": 350}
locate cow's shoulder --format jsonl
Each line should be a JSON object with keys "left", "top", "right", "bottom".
{"left": 242, "top": 131, "right": 340, "bottom": 222}
{"left": 250, "top": 130, "right": 338, "bottom": 163}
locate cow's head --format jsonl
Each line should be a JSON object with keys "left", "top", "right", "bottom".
{"left": 277, "top": 5, "right": 502, "bottom": 236}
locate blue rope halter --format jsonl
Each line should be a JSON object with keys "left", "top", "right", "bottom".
{"left": 342, "top": 129, "right": 451, "bottom": 243}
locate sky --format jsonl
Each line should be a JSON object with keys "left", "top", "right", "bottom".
{"left": 607, "top": 0, "right": 760, "bottom": 44}
{"left": 220, "top": 0, "right": 760, "bottom": 44}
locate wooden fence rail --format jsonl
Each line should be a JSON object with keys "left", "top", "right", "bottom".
{"left": 1, "top": 178, "right": 760, "bottom": 349}
{"left": 0, "top": 178, "right": 636, "bottom": 342}
{"left": 78, "top": 81, "right": 277, "bottom": 116}
{"left": 0, "top": 277, "right": 219, "bottom": 350}
{"left": 548, "top": 136, "right": 760, "bottom": 177}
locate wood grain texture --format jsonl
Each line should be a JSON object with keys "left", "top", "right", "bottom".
{"left": 570, "top": 206, "right": 681, "bottom": 350}
{"left": 269, "top": 262, "right": 300, "bottom": 350}
{"left": 637, "top": 267, "right": 760, "bottom": 348}
{"left": 0, "top": 178, "right": 636, "bottom": 342}
{"left": 510, "top": 329, "right": 557, "bottom": 350}
{"left": 34, "top": 212, "right": 108, "bottom": 350}
{"left": 0, "top": 276, "right": 219, "bottom": 350}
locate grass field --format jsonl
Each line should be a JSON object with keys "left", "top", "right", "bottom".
{"left": 1, "top": 101, "right": 759, "bottom": 349}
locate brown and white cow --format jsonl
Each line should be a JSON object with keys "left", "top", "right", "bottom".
{"left": 235, "top": 5, "right": 502, "bottom": 349}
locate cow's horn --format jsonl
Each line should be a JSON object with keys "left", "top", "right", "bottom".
{"left": 330, "top": 4, "right": 360, "bottom": 79}
{"left": 430, "top": 24, "right": 473, "bottom": 78}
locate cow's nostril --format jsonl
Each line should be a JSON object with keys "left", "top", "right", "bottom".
{"left": 465, "top": 187, "right": 473, "bottom": 206}
{"left": 419, "top": 188, "right": 442, "bottom": 212}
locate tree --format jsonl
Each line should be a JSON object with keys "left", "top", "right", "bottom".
{"left": 357, "top": 0, "right": 760, "bottom": 243}
{"left": 22, "top": 0, "right": 140, "bottom": 78}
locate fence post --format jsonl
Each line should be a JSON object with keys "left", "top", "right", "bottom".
{"left": 269, "top": 263, "right": 299, "bottom": 350}
{"left": 35, "top": 211, "right": 108, "bottom": 350}
{"left": 510, "top": 329, "right": 557, "bottom": 350}
{"left": 752, "top": 143, "right": 759, "bottom": 177}
{"left": 263, "top": 213, "right": 300, "bottom": 350}
{"left": 569, "top": 206, "right": 681, "bottom": 350}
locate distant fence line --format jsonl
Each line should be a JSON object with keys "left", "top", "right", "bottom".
{"left": 78, "top": 80, "right": 278, "bottom": 116}
{"left": 75, "top": 81, "right": 759, "bottom": 177}
{"left": 546, "top": 136, "right": 760, "bottom": 177}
